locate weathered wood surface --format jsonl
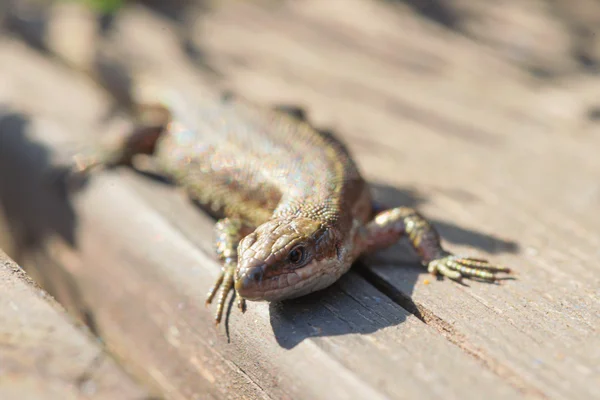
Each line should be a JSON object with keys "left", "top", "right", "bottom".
{"left": 0, "top": 250, "right": 151, "bottom": 400}
{"left": 0, "top": 37, "right": 522, "bottom": 400}
{"left": 1, "top": 0, "right": 600, "bottom": 399}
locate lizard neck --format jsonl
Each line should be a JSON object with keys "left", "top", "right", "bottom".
{"left": 272, "top": 196, "right": 342, "bottom": 226}
{"left": 267, "top": 121, "right": 369, "bottom": 230}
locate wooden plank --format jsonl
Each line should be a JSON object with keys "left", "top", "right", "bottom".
{"left": 40, "top": 1, "right": 597, "bottom": 398}
{"left": 0, "top": 250, "right": 151, "bottom": 400}
{"left": 0, "top": 35, "right": 525, "bottom": 400}
{"left": 3, "top": 0, "right": 600, "bottom": 399}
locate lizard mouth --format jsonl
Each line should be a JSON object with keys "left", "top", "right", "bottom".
{"left": 235, "top": 260, "right": 323, "bottom": 302}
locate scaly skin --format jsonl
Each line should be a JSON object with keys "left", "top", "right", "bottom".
{"left": 73, "top": 93, "right": 511, "bottom": 324}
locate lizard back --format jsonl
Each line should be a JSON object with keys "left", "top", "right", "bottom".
{"left": 154, "top": 95, "right": 371, "bottom": 229}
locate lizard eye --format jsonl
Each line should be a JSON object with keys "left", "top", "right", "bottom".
{"left": 288, "top": 245, "right": 306, "bottom": 265}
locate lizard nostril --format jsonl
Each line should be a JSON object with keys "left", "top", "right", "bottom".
{"left": 247, "top": 267, "right": 264, "bottom": 283}
{"left": 235, "top": 264, "right": 266, "bottom": 298}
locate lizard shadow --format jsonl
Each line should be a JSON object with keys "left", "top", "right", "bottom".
{"left": 269, "top": 270, "right": 412, "bottom": 350}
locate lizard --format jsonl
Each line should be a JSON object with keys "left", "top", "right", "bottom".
{"left": 72, "top": 91, "right": 512, "bottom": 324}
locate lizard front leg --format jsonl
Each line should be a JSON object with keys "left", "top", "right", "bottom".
{"left": 206, "top": 218, "right": 255, "bottom": 324}
{"left": 358, "top": 207, "right": 511, "bottom": 281}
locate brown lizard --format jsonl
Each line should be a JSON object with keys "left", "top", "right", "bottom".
{"left": 73, "top": 92, "right": 511, "bottom": 324}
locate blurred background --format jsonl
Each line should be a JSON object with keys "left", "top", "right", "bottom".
{"left": 3, "top": 0, "right": 600, "bottom": 121}
{"left": 5, "top": 0, "right": 600, "bottom": 79}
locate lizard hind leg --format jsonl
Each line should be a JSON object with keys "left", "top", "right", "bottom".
{"left": 73, "top": 124, "right": 164, "bottom": 173}
{"left": 359, "top": 207, "right": 511, "bottom": 282}
{"left": 206, "top": 218, "right": 255, "bottom": 324}
{"left": 65, "top": 124, "right": 165, "bottom": 193}
{"left": 72, "top": 103, "right": 170, "bottom": 175}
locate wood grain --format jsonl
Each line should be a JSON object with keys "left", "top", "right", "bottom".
{"left": 191, "top": 3, "right": 600, "bottom": 399}
{"left": 0, "top": 37, "right": 522, "bottom": 399}
{"left": 0, "top": 250, "right": 151, "bottom": 400}
{"left": 200, "top": 3, "right": 600, "bottom": 399}
{"left": 1, "top": 0, "right": 599, "bottom": 399}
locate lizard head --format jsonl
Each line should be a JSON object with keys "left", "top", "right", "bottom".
{"left": 234, "top": 217, "right": 346, "bottom": 302}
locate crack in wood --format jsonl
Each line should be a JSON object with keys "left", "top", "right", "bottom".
{"left": 357, "top": 266, "right": 549, "bottom": 399}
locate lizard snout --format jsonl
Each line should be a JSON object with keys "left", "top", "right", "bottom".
{"left": 235, "top": 262, "right": 266, "bottom": 300}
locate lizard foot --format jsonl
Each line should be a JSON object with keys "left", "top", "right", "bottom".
{"left": 205, "top": 260, "right": 246, "bottom": 324}
{"left": 427, "top": 254, "right": 511, "bottom": 282}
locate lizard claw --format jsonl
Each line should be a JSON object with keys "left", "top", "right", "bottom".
{"left": 206, "top": 263, "right": 237, "bottom": 324}
{"left": 237, "top": 296, "right": 246, "bottom": 313}
{"left": 427, "top": 254, "right": 511, "bottom": 282}
{"left": 205, "top": 270, "right": 224, "bottom": 306}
